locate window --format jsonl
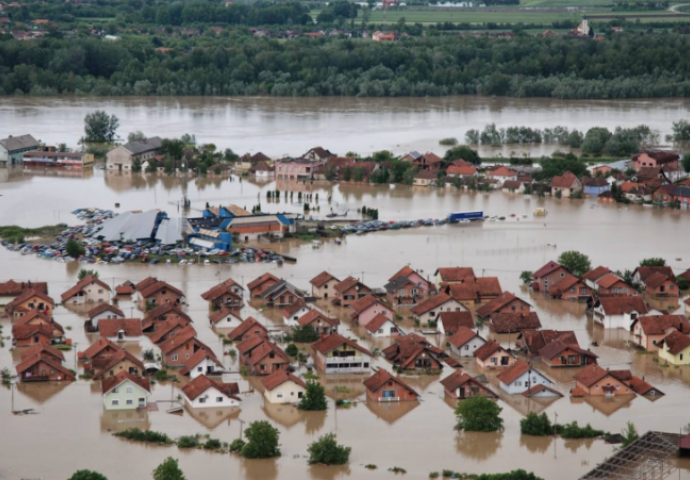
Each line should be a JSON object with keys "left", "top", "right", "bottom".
{"left": 277, "top": 392, "right": 283, "bottom": 398}
{"left": 197, "top": 366, "right": 203, "bottom": 372}
{"left": 112, "top": 387, "right": 119, "bottom": 394}
{"left": 126, "top": 386, "right": 133, "bottom": 393}
{"left": 171, "top": 354, "right": 178, "bottom": 361}
{"left": 126, "top": 399, "right": 133, "bottom": 405}
{"left": 199, "top": 397, "right": 206, "bottom": 404}
{"left": 112, "top": 400, "right": 119, "bottom": 406}
{"left": 464, "top": 345, "right": 469, "bottom": 350}
{"left": 216, "top": 397, "right": 223, "bottom": 402}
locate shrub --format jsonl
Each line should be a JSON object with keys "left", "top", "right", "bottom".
{"left": 229, "top": 439, "right": 246, "bottom": 453}
{"left": 241, "top": 421, "right": 281, "bottom": 459}
{"left": 555, "top": 421, "right": 604, "bottom": 439}
{"left": 286, "top": 343, "right": 299, "bottom": 357}
{"left": 439, "top": 137, "right": 458, "bottom": 146}
{"left": 68, "top": 470, "right": 108, "bottom": 480}
{"left": 621, "top": 421, "right": 639, "bottom": 447}
{"left": 365, "top": 464, "right": 377, "bottom": 470}
{"left": 290, "top": 325, "right": 320, "bottom": 343}
{"left": 203, "top": 438, "right": 222, "bottom": 450}
{"left": 156, "top": 369, "right": 170, "bottom": 382}
{"left": 307, "top": 433, "right": 351, "bottom": 465}
{"left": 177, "top": 435, "right": 199, "bottom": 448}
{"left": 520, "top": 412, "right": 554, "bottom": 436}
{"left": 389, "top": 466, "right": 407, "bottom": 474}
{"left": 66, "top": 238, "right": 85, "bottom": 258}
{"left": 298, "top": 380, "right": 328, "bottom": 411}
{"left": 429, "top": 472, "right": 440, "bottom": 479}
{"left": 114, "top": 428, "right": 173, "bottom": 445}
{"left": 153, "top": 457, "right": 186, "bottom": 480}
{"left": 454, "top": 396, "right": 503, "bottom": 432}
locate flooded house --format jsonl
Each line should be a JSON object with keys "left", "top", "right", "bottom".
{"left": 101, "top": 371, "right": 151, "bottom": 410}
{"left": 5, "top": 289, "right": 54, "bottom": 318}
{"left": 582, "top": 266, "right": 612, "bottom": 289}
{"left": 497, "top": 360, "right": 557, "bottom": 395}
{"left": 517, "top": 329, "right": 578, "bottom": 357}
{"left": 657, "top": 330, "right": 690, "bottom": 365}
{"left": 80, "top": 338, "right": 123, "bottom": 363}
{"left": 260, "top": 279, "right": 305, "bottom": 307}
{"left": 238, "top": 338, "right": 290, "bottom": 376}
{"left": 592, "top": 296, "right": 650, "bottom": 330}
{"left": 437, "top": 311, "right": 475, "bottom": 335}
{"left": 158, "top": 326, "right": 209, "bottom": 367}
{"left": 593, "top": 274, "right": 638, "bottom": 297}
{"left": 226, "top": 316, "right": 268, "bottom": 342}
{"left": 311, "top": 333, "right": 372, "bottom": 374}
{"left": 282, "top": 300, "right": 311, "bottom": 326}
{"left": 488, "top": 312, "right": 542, "bottom": 334}
{"left": 363, "top": 369, "right": 420, "bottom": 402}
{"left": 141, "top": 304, "right": 192, "bottom": 332}
{"left": 0, "top": 133, "right": 40, "bottom": 165}
{"left": 115, "top": 281, "right": 136, "bottom": 296}
{"left": 388, "top": 265, "right": 433, "bottom": 297}
{"left": 445, "top": 277, "right": 503, "bottom": 307}
{"left": 411, "top": 293, "right": 466, "bottom": 326}
{"left": 179, "top": 349, "right": 224, "bottom": 379}
{"left": 86, "top": 304, "right": 125, "bottom": 331}
{"left": 15, "top": 353, "right": 75, "bottom": 382}
{"left": 364, "top": 313, "right": 403, "bottom": 338}
{"left": 531, "top": 261, "right": 569, "bottom": 293}
{"left": 91, "top": 349, "right": 144, "bottom": 380}
{"left": 448, "top": 327, "right": 487, "bottom": 357}
{"left": 474, "top": 340, "right": 516, "bottom": 369}
{"left": 200, "top": 278, "right": 244, "bottom": 310}
{"left": 247, "top": 273, "right": 279, "bottom": 298}
{"left": 434, "top": 267, "right": 477, "bottom": 289}
{"left": 309, "top": 271, "right": 341, "bottom": 299}
{"left": 538, "top": 341, "right": 598, "bottom": 367}
{"left": 440, "top": 370, "right": 497, "bottom": 400}
{"left": 60, "top": 275, "right": 111, "bottom": 306}
{"left": 137, "top": 279, "right": 185, "bottom": 307}
{"left": 382, "top": 334, "right": 445, "bottom": 372}
{"left": 350, "top": 294, "right": 393, "bottom": 327}
{"left": 546, "top": 273, "right": 590, "bottom": 301}
{"left": 632, "top": 266, "right": 675, "bottom": 288}
{"left": 149, "top": 318, "right": 191, "bottom": 344}
{"left": 295, "top": 310, "right": 339, "bottom": 337}
{"left": 19, "top": 343, "right": 65, "bottom": 365}
{"left": 642, "top": 272, "right": 679, "bottom": 298}
{"left": 630, "top": 315, "right": 690, "bottom": 351}
{"left": 384, "top": 276, "right": 426, "bottom": 307}
{"left": 261, "top": 369, "right": 307, "bottom": 404}
{"left": 12, "top": 324, "right": 56, "bottom": 347}
{"left": 12, "top": 310, "right": 65, "bottom": 345}
{"left": 572, "top": 365, "right": 662, "bottom": 397}
{"left": 105, "top": 136, "right": 162, "bottom": 171}
{"left": 181, "top": 374, "right": 241, "bottom": 409}
{"left": 98, "top": 318, "right": 143, "bottom": 341}
{"left": 333, "top": 276, "right": 371, "bottom": 307}
{"left": 209, "top": 307, "right": 243, "bottom": 328}
{"left": 476, "top": 292, "right": 531, "bottom": 319}
{"left": 0, "top": 279, "right": 48, "bottom": 304}
{"left": 549, "top": 171, "right": 582, "bottom": 198}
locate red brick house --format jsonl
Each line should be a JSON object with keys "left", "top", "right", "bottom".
{"left": 363, "top": 369, "right": 420, "bottom": 402}
{"left": 5, "top": 289, "right": 54, "bottom": 318}
{"left": 226, "top": 316, "right": 268, "bottom": 342}
{"left": 200, "top": 279, "right": 244, "bottom": 309}
{"left": 12, "top": 310, "right": 65, "bottom": 343}
{"left": 333, "top": 276, "right": 371, "bottom": 307}
{"left": 150, "top": 318, "right": 190, "bottom": 344}
{"left": 237, "top": 337, "right": 290, "bottom": 376}
{"left": 476, "top": 292, "right": 531, "bottom": 319}
{"left": 138, "top": 279, "right": 185, "bottom": 307}
{"left": 16, "top": 354, "right": 75, "bottom": 382}
{"left": 517, "top": 329, "right": 578, "bottom": 357}
{"left": 142, "top": 304, "right": 192, "bottom": 332}
{"left": 643, "top": 272, "right": 679, "bottom": 297}
{"left": 547, "top": 273, "right": 590, "bottom": 301}
{"left": 247, "top": 273, "right": 279, "bottom": 298}
{"left": 531, "top": 261, "right": 569, "bottom": 293}
{"left": 382, "top": 334, "right": 445, "bottom": 372}
{"left": 297, "top": 310, "right": 339, "bottom": 337}
{"left": 12, "top": 324, "right": 54, "bottom": 347}
{"left": 159, "top": 326, "right": 209, "bottom": 367}
{"left": 440, "top": 370, "right": 497, "bottom": 400}
{"left": 538, "top": 341, "right": 598, "bottom": 367}
{"left": 595, "top": 274, "right": 638, "bottom": 297}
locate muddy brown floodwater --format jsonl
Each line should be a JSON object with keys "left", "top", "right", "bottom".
{"left": 3, "top": 170, "right": 690, "bottom": 480}
{"left": 0, "top": 96, "right": 689, "bottom": 156}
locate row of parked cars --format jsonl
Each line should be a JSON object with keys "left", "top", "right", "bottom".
{"left": 334, "top": 218, "right": 447, "bottom": 235}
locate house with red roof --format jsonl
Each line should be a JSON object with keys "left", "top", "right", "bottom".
{"left": 517, "top": 329, "right": 578, "bottom": 357}
{"left": 476, "top": 292, "right": 531, "bottom": 319}
{"left": 550, "top": 171, "right": 582, "bottom": 198}
{"left": 440, "top": 370, "right": 497, "bottom": 400}
{"left": 448, "top": 326, "right": 486, "bottom": 357}
{"left": 16, "top": 353, "right": 75, "bottom": 382}
{"left": 531, "top": 260, "right": 569, "bottom": 293}
{"left": 487, "top": 166, "right": 518, "bottom": 186}
{"left": 547, "top": 273, "right": 590, "bottom": 301}
{"left": 350, "top": 294, "right": 393, "bottom": 327}
{"left": 200, "top": 278, "right": 244, "bottom": 310}
{"left": 363, "top": 369, "right": 420, "bottom": 402}
{"left": 247, "top": 273, "right": 279, "bottom": 298}
{"left": 364, "top": 314, "right": 403, "bottom": 338}
{"left": 12, "top": 310, "right": 64, "bottom": 344}
{"left": 238, "top": 338, "right": 290, "bottom": 376}
{"left": 5, "top": 289, "right": 54, "bottom": 318}
{"left": 150, "top": 318, "right": 191, "bottom": 344}
{"left": 446, "top": 165, "right": 477, "bottom": 178}
{"left": 91, "top": 349, "right": 145, "bottom": 380}
{"left": 572, "top": 365, "right": 634, "bottom": 397}
{"left": 382, "top": 334, "right": 446, "bottom": 372}
{"left": 180, "top": 349, "right": 224, "bottom": 379}
{"left": 159, "top": 326, "right": 209, "bottom": 367}
{"left": 296, "top": 310, "right": 339, "bottom": 337}
{"left": 142, "top": 304, "right": 192, "bottom": 332}
{"left": 389, "top": 265, "right": 432, "bottom": 295}
{"left": 632, "top": 266, "right": 675, "bottom": 287}
{"left": 311, "top": 333, "right": 372, "bottom": 374}
{"left": 593, "top": 296, "right": 650, "bottom": 330}
{"left": 437, "top": 311, "right": 474, "bottom": 335}
{"left": 633, "top": 151, "right": 679, "bottom": 170}
{"left": 334, "top": 276, "right": 371, "bottom": 307}
{"left": 411, "top": 293, "right": 466, "bottom": 326}
{"left": 497, "top": 360, "right": 558, "bottom": 395}
{"left": 282, "top": 300, "right": 311, "bottom": 326}
{"left": 101, "top": 371, "right": 151, "bottom": 410}
{"left": 261, "top": 369, "right": 306, "bottom": 404}
{"left": 474, "top": 340, "right": 515, "bottom": 369}
{"left": 226, "top": 316, "right": 268, "bottom": 342}
{"left": 12, "top": 324, "right": 54, "bottom": 347}
{"left": 630, "top": 315, "right": 690, "bottom": 352}
{"left": 98, "top": 318, "right": 143, "bottom": 340}
{"left": 595, "top": 274, "right": 637, "bottom": 297}
{"left": 310, "top": 271, "right": 341, "bottom": 299}
{"left": 538, "top": 341, "right": 598, "bottom": 367}
{"left": 61, "top": 275, "right": 111, "bottom": 306}
{"left": 86, "top": 304, "right": 124, "bottom": 331}
{"left": 445, "top": 277, "right": 502, "bottom": 306}
{"left": 658, "top": 330, "right": 690, "bottom": 365}
{"left": 582, "top": 266, "right": 612, "bottom": 290}
{"left": 0, "top": 280, "right": 48, "bottom": 304}
{"left": 137, "top": 279, "right": 184, "bottom": 307}
{"left": 209, "top": 307, "right": 242, "bottom": 328}
{"left": 182, "top": 375, "right": 241, "bottom": 408}
{"left": 434, "top": 267, "right": 476, "bottom": 288}
{"left": 643, "top": 272, "right": 679, "bottom": 298}
{"left": 488, "top": 312, "right": 541, "bottom": 333}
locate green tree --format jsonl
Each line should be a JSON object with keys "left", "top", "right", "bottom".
{"left": 519, "top": 271, "right": 533, "bottom": 285}
{"left": 285, "top": 343, "right": 298, "bottom": 357}
{"left": 152, "top": 458, "right": 186, "bottom": 480}
{"left": 84, "top": 111, "right": 119, "bottom": 143}
{"left": 298, "top": 380, "right": 328, "bottom": 411}
{"left": 66, "top": 238, "right": 85, "bottom": 258}
{"left": 241, "top": 421, "right": 281, "bottom": 459}
{"left": 454, "top": 395, "right": 503, "bottom": 432}
{"left": 78, "top": 269, "right": 99, "bottom": 280}
{"left": 670, "top": 120, "right": 690, "bottom": 141}
{"left": 444, "top": 145, "right": 481, "bottom": 165}
{"left": 682, "top": 154, "right": 690, "bottom": 174}
{"left": 342, "top": 165, "right": 352, "bottom": 182}
{"left": 557, "top": 250, "right": 591, "bottom": 277}
{"left": 621, "top": 421, "right": 639, "bottom": 447}
{"left": 132, "top": 159, "right": 142, "bottom": 173}
{"left": 402, "top": 167, "right": 416, "bottom": 185}
{"left": 353, "top": 167, "right": 364, "bottom": 182}
{"left": 127, "top": 131, "right": 147, "bottom": 143}
{"left": 520, "top": 412, "right": 554, "bottom": 436}
{"left": 291, "top": 325, "right": 320, "bottom": 342}
{"left": 639, "top": 257, "right": 666, "bottom": 267}
{"left": 68, "top": 471, "right": 108, "bottom": 480}
{"left": 436, "top": 169, "right": 446, "bottom": 186}
{"left": 308, "top": 433, "right": 351, "bottom": 465}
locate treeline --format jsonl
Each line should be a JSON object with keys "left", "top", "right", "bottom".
{"left": 3, "top": 34, "right": 690, "bottom": 98}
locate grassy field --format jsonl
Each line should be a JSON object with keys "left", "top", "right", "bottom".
{"left": 365, "top": 7, "right": 690, "bottom": 25}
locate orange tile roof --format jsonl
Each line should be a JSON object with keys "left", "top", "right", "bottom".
{"left": 261, "top": 369, "right": 306, "bottom": 391}
{"left": 182, "top": 374, "right": 240, "bottom": 401}
{"left": 101, "top": 370, "right": 151, "bottom": 394}
{"left": 61, "top": 276, "right": 111, "bottom": 302}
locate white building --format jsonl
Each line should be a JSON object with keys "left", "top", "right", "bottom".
{"left": 61, "top": 276, "right": 111, "bottom": 306}
{"left": 410, "top": 294, "right": 467, "bottom": 326}
{"left": 364, "top": 314, "right": 404, "bottom": 338}
{"left": 180, "top": 350, "right": 225, "bottom": 379}
{"left": 87, "top": 304, "right": 125, "bottom": 330}
{"left": 497, "top": 360, "right": 557, "bottom": 395}
{"left": 448, "top": 327, "right": 486, "bottom": 357}
{"left": 101, "top": 371, "right": 151, "bottom": 411}
{"left": 181, "top": 375, "right": 241, "bottom": 409}
{"left": 593, "top": 296, "right": 652, "bottom": 330}
{"left": 282, "top": 301, "right": 312, "bottom": 327}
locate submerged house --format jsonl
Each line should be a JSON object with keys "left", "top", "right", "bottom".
{"left": 61, "top": 276, "right": 111, "bottom": 306}
{"left": 310, "top": 271, "right": 341, "bottom": 299}
{"left": 497, "top": 359, "right": 557, "bottom": 395}
{"left": 181, "top": 374, "right": 241, "bottom": 409}
{"left": 448, "top": 327, "right": 487, "bottom": 357}
{"left": 474, "top": 341, "right": 515, "bottom": 369}
{"left": 382, "top": 334, "right": 446, "bottom": 372}
{"left": 440, "top": 370, "right": 497, "bottom": 400}
{"left": 16, "top": 353, "right": 75, "bottom": 382}
{"left": 593, "top": 296, "right": 650, "bottom": 330}
{"left": 311, "top": 334, "right": 372, "bottom": 374}
{"left": 261, "top": 369, "right": 307, "bottom": 404}
{"left": 101, "top": 371, "right": 151, "bottom": 411}
{"left": 333, "top": 276, "right": 372, "bottom": 307}
{"left": 363, "top": 369, "right": 420, "bottom": 402}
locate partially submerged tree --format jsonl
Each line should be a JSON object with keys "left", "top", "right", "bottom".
{"left": 152, "top": 457, "right": 186, "bottom": 480}
{"left": 68, "top": 471, "right": 108, "bottom": 480}
{"left": 84, "top": 111, "right": 119, "bottom": 143}
{"left": 621, "top": 421, "right": 639, "bottom": 447}
{"left": 557, "top": 250, "right": 591, "bottom": 278}
{"left": 639, "top": 257, "right": 666, "bottom": 267}
{"left": 298, "top": 380, "right": 328, "bottom": 411}
{"left": 308, "top": 433, "right": 351, "bottom": 465}
{"left": 241, "top": 421, "right": 281, "bottom": 459}
{"left": 454, "top": 395, "right": 503, "bottom": 432}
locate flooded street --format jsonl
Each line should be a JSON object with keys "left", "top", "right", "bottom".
{"left": 0, "top": 96, "right": 689, "bottom": 156}
{"left": 2, "top": 172, "right": 690, "bottom": 478}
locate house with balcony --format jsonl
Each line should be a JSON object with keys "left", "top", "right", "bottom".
{"left": 275, "top": 158, "right": 326, "bottom": 180}
{"left": 334, "top": 276, "right": 371, "bottom": 307}
{"left": 311, "top": 334, "right": 372, "bottom": 374}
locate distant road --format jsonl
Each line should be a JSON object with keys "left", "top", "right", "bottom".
{"left": 669, "top": 3, "right": 690, "bottom": 12}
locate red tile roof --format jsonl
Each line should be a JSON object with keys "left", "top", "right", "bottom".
{"left": 310, "top": 271, "right": 339, "bottom": 287}
{"left": 476, "top": 292, "right": 528, "bottom": 318}
{"left": 435, "top": 267, "right": 476, "bottom": 283}
{"left": 244, "top": 341, "right": 290, "bottom": 367}
{"left": 0, "top": 280, "right": 48, "bottom": 296}
{"left": 659, "top": 330, "right": 690, "bottom": 355}
{"left": 490, "top": 312, "right": 541, "bottom": 333}
{"left": 635, "top": 266, "right": 674, "bottom": 282}
{"left": 20, "top": 342, "right": 65, "bottom": 362}
{"left": 627, "top": 376, "right": 663, "bottom": 396}
{"left": 182, "top": 374, "right": 240, "bottom": 401}
{"left": 15, "top": 353, "right": 74, "bottom": 379}
{"left": 236, "top": 335, "right": 266, "bottom": 356}
{"left": 311, "top": 333, "right": 372, "bottom": 357}
{"left": 547, "top": 274, "right": 582, "bottom": 296}
{"left": 448, "top": 326, "right": 481, "bottom": 349}
{"left": 519, "top": 329, "right": 578, "bottom": 355}
{"left": 282, "top": 299, "right": 308, "bottom": 318}
{"left": 438, "top": 311, "right": 474, "bottom": 333}
{"left": 362, "top": 369, "right": 419, "bottom": 397}
{"left": 473, "top": 340, "right": 509, "bottom": 361}
{"left": 490, "top": 166, "right": 517, "bottom": 177}
{"left": 297, "top": 309, "right": 339, "bottom": 327}
{"left": 596, "top": 273, "right": 626, "bottom": 289}
{"left": 364, "top": 314, "right": 395, "bottom": 333}
{"left": 532, "top": 261, "right": 562, "bottom": 279}
{"left": 87, "top": 303, "right": 124, "bottom": 319}
{"left": 135, "top": 277, "right": 158, "bottom": 291}
{"left": 92, "top": 350, "right": 144, "bottom": 379}
{"left": 200, "top": 279, "right": 242, "bottom": 301}
{"left": 644, "top": 272, "right": 675, "bottom": 290}
{"left": 538, "top": 341, "right": 597, "bottom": 361}
{"left": 81, "top": 338, "right": 123, "bottom": 360}
{"left": 209, "top": 307, "right": 242, "bottom": 325}
{"left": 497, "top": 359, "right": 532, "bottom": 385}
{"left": 179, "top": 349, "right": 224, "bottom": 376}
{"left": 150, "top": 318, "right": 189, "bottom": 343}
{"left": 582, "top": 266, "right": 612, "bottom": 283}
{"left": 350, "top": 294, "right": 387, "bottom": 314}
{"left": 440, "top": 370, "right": 496, "bottom": 397}
{"left": 573, "top": 365, "right": 610, "bottom": 387}
{"left": 261, "top": 369, "right": 307, "bottom": 391}
{"left": 101, "top": 370, "right": 151, "bottom": 394}
{"left": 5, "top": 289, "right": 54, "bottom": 313}
{"left": 247, "top": 273, "right": 279, "bottom": 291}
{"left": 411, "top": 293, "right": 454, "bottom": 316}
{"left": 635, "top": 315, "right": 690, "bottom": 336}
{"left": 158, "top": 325, "right": 198, "bottom": 354}
{"left": 227, "top": 316, "right": 267, "bottom": 341}
{"left": 550, "top": 171, "right": 579, "bottom": 189}
{"left": 389, "top": 266, "right": 415, "bottom": 282}
{"left": 11, "top": 324, "right": 53, "bottom": 340}
{"left": 597, "top": 296, "right": 648, "bottom": 315}
{"left": 61, "top": 275, "right": 111, "bottom": 302}
{"left": 98, "top": 318, "right": 143, "bottom": 338}
{"left": 142, "top": 304, "right": 192, "bottom": 329}
{"left": 522, "top": 384, "right": 563, "bottom": 398}
{"left": 447, "top": 165, "right": 477, "bottom": 176}
{"left": 334, "top": 276, "right": 366, "bottom": 294}
{"left": 139, "top": 280, "right": 184, "bottom": 299}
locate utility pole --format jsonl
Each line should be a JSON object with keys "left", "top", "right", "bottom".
{"left": 239, "top": 419, "right": 246, "bottom": 442}
{"left": 73, "top": 342, "right": 79, "bottom": 371}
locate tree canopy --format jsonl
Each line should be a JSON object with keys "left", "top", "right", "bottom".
{"left": 557, "top": 250, "right": 591, "bottom": 278}
{"left": 307, "top": 433, "right": 351, "bottom": 465}
{"left": 454, "top": 395, "right": 503, "bottom": 432}
{"left": 152, "top": 458, "right": 186, "bottom": 480}
{"left": 83, "top": 111, "right": 119, "bottom": 143}
{"left": 639, "top": 257, "right": 666, "bottom": 267}
{"left": 241, "top": 421, "right": 281, "bottom": 459}
{"left": 68, "top": 471, "right": 108, "bottom": 480}
{"left": 298, "top": 380, "right": 328, "bottom": 411}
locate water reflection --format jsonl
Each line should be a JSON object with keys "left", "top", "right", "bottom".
{"left": 501, "top": 394, "right": 560, "bottom": 416}
{"left": 15, "top": 381, "right": 70, "bottom": 406}
{"left": 455, "top": 431, "right": 503, "bottom": 461}
{"left": 365, "top": 398, "right": 420, "bottom": 425}
{"left": 183, "top": 404, "right": 240, "bottom": 430}
{"left": 572, "top": 395, "right": 635, "bottom": 417}
{"left": 242, "top": 457, "right": 278, "bottom": 480}
{"left": 100, "top": 409, "right": 150, "bottom": 433}
{"left": 261, "top": 401, "right": 327, "bottom": 434}
{"left": 519, "top": 434, "right": 554, "bottom": 454}
{"left": 309, "top": 464, "right": 351, "bottom": 480}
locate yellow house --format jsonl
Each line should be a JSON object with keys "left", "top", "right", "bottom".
{"left": 261, "top": 370, "right": 307, "bottom": 404}
{"left": 658, "top": 331, "right": 690, "bottom": 365}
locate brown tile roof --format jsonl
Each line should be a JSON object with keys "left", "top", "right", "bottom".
{"left": 0, "top": 280, "right": 48, "bottom": 296}
{"left": 87, "top": 303, "right": 124, "bottom": 319}
{"left": 150, "top": 318, "right": 189, "bottom": 344}
{"left": 497, "top": 359, "right": 532, "bottom": 385}
{"left": 227, "top": 316, "right": 266, "bottom": 341}
{"left": 633, "top": 150, "right": 679, "bottom": 164}
{"left": 115, "top": 281, "right": 135, "bottom": 295}
{"left": 389, "top": 266, "right": 415, "bottom": 282}
{"left": 364, "top": 314, "right": 395, "bottom": 333}
{"left": 573, "top": 365, "right": 610, "bottom": 387}
{"left": 236, "top": 335, "right": 267, "bottom": 355}
{"left": 182, "top": 374, "right": 240, "bottom": 401}
{"left": 438, "top": 311, "right": 474, "bottom": 333}
{"left": 101, "top": 370, "right": 151, "bottom": 394}
{"left": 135, "top": 276, "right": 158, "bottom": 291}
{"left": 6, "top": 289, "right": 54, "bottom": 313}
{"left": 635, "top": 266, "right": 674, "bottom": 282}
{"left": 447, "top": 278, "right": 502, "bottom": 302}
{"left": 247, "top": 273, "right": 279, "bottom": 291}
{"left": 538, "top": 341, "right": 598, "bottom": 361}
{"left": 310, "top": 271, "right": 339, "bottom": 287}
{"left": 245, "top": 341, "right": 290, "bottom": 367}
{"left": 20, "top": 342, "right": 65, "bottom": 362}
{"left": 644, "top": 272, "right": 674, "bottom": 290}
{"left": 522, "top": 384, "right": 563, "bottom": 398}
{"left": 209, "top": 307, "right": 242, "bottom": 325}
{"left": 179, "top": 348, "right": 224, "bottom": 376}
{"left": 597, "top": 296, "right": 649, "bottom": 316}
{"left": 334, "top": 276, "right": 365, "bottom": 294}
{"left": 532, "top": 261, "right": 562, "bottom": 279}
{"left": 596, "top": 273, "right": 625, "bottom": 289}
{"left": 435, "top": 267, "right": 476, "bottom": 283}
{"left": 490, "top": 312, "right": 541, "bottom": 333}
{"left": 520, "top": 329, "right": 578, "bottom": 355}
{"left": 139, "top": 280, "right": 184, "bottom": 299}
{"left": 476, "top": 291, "right": 528, "bottom": 318}
{"left": 636, "top": 315, "right": 690, "bottom": 336}
{"left": 473, "top": 340, "right": 509, "bottom": 361}
{"left": 678, "top": 268, "right": 690, "bottom": 282}
{"left": 201, "top": 282, "right": 242, "bottom": 303}
{"left": 440, "top": 370, "right": 496, "bottom": 397}
{"left": 411, "top": 293, "right": 454, "bottom": 316}
{"left": 476, "top": 277, "right": 502, "bottom": 296}
{"left": 350, "top": 294, "right": 387, "bottom": 314}
{"left": 143, "top": 304, "right": 192, "bottom": 328}
{"left": 261, "top": 369, "right": 306, "bottom": 391}
{"left": 81, "top": 338, "right": 123, "bottom": 360}
{"left": 659, "top": 330, "right": 690, "bottom": 355}
{"left": 311, "top": 333, "right": 372, "bottom": 357}
{"left": 282, "top": 299, "right": 308, "bottom": 318}
{"left": 548, "top": 274, "right": 581, "bottom": 296}
{"left": 61, "top": 275, "right": 111, "bottom": 301}
{"left": 297, "top": 309, "right": 339, "bottom": 327}
{"left": 490, "top": 166, "right": 517, "bottom": 177}
{"left": 99, "top": 318, "right": 143, "bottom": 338}
{"left": 158, "top": 325, "right": 198, "bottom": 354}
{"left": 447, "top": 165, "right": 477, "bottom": 176}
{"left": 448, "top": 326, "right": 481, "bottom": 349}
{"left": 11, "top": 324, "right": 53, "bottom": 340}
{"left": 550, "top": 171, "right": 579, "bottom": 189}
{"left": 92, "top": 350, "right": 144, "bottom": 379}
{"left": 14, "top": 310, "right": 62, "bottom": 330}
{"left": 15, "top": 353, "right": 74, "bottom": 379}
{"left": 362, "top": 369, "right": 419, "bottom": 397}
{"left": 582, "top": 266, "right": 612, "bottom": 283}
{"left": 627, "top": 376, "right": 663, "bottom": 396}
